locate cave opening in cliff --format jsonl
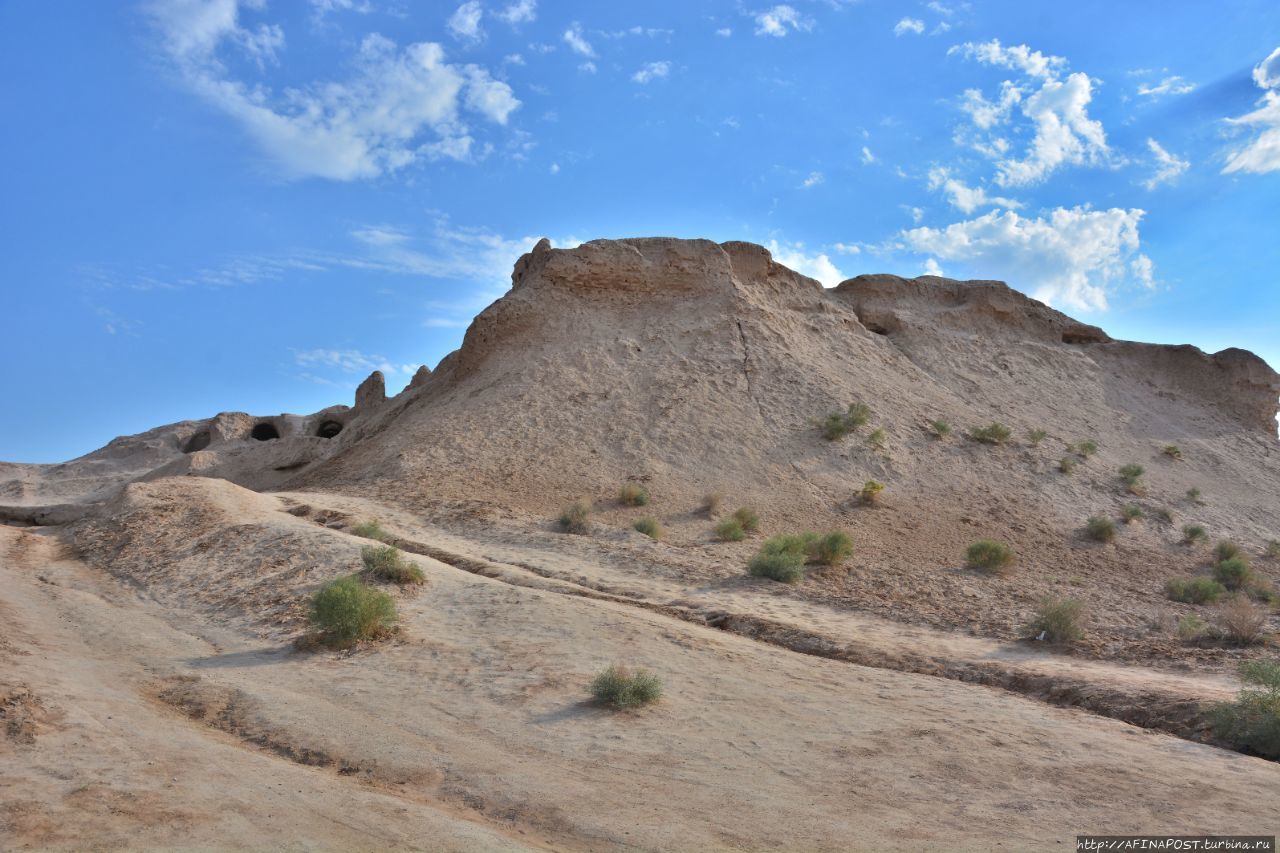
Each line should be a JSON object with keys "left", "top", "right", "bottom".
{"left": 315, "top": 420, "right": 343, "bottom": 439}
{"left": 182, "top": 431, "right": 211, "bottom": 453}
{"left": 251, "top": 423, "right": 280, "bottom": 441}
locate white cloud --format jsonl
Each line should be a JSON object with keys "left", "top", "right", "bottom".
{"left": 496, "top": 0, "right": 536, "bottom": 26}
{"left": 894, "top": 17, "right": 924, "bottom": 36}
{"left": 716, "top": 27, "right": 732, "bottom": 37}
{"left": 1223, "top": 46, "right": 1280, "bottom": 175}
{"left": 563, "top": 23, "right": 595, "bottom": 57}
{"left": 900, "top": 206, "right": 1150, "bottom": 312}
{"left": 148, "top": 2, "right": 519, "bottom": 181}
{"left": 927, "top": 1, "right": 956, "bottom": 16}
{"left": 800, "top": 171, "right": 824, "bottom": 188}
{"left": 1137, "top": 75, "right": 1195, "bottom": 98}
{"left": 293, "top": 348, "right": 404, "bottom": 376}
{"left": 578, "top": 61, "right": 597, "bottom": 74}
{"left": 309, "top": 0, "right": 373, "bottom": 21}
{"left": 833, "top": 242, "right": 862, "bottom": 254}
{"left": 631, "top": 61, "right": 671, "bottom": 84}
{"left": 447, "top": 1, "right": 484, "bottom": 43}
{"left": 860, "top": 145, "right": 876, "bottom": 164}
{"left": 951, "top": 39, "right": 1110, "bottom": 187}
{"left": 922, "top": 258, "right": 944, "bottom": 276}
{"left": 753, "top": 5, "right": 811, "bottom": 37}
{"left": 1142, "top": 138, "right": 1189, "bottom": 189}
{"left": 765, "top": 240, "right": 845, "bottom": 287}
{"left": 549, "top": 162, "right": 559, "bottom": 174}
{"left": 926, "top": 167, "right": 1022, "bottom": 213}
{"left": 504, "top": 53, "right": 525, "bottom": 65}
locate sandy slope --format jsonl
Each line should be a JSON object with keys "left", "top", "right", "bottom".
{"left": 4, "top": 477, "right": 1279, "bottom": 851}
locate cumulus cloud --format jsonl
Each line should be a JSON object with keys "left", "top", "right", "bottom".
{"left": 631, "top": 61, "right": 671, "bottom": 84}
{"left": 894, "top": 18, "right": 924, "bottom": 36}
{"left": 900, "top": 206, "right": 1151, "bottom": 312}
{"left": 765, "top": 240, "right": 845, "bottom": 287}
{"left": 147, "top": 1, "right": 519, "bottom": 181}
{"left": 447, "top": 1, "right": 484, "bottom": 42}
{"left": 951, "top": 39, "right": 1110, "bottom": 186}
{"left": 1137, "top": 75, "right": 1195, "bottom": 98}
{"left": 496, "top": 0, "right": 536, "bottom": 26}
{"left": 563, "top": 23, "right": 595, "bottom": 57}
{"left": 860, "top": 146, "right": 876, "bottom": 164}
{"left": 753, "top": 5, "right": 811, "bottom": 37}
{"left": 1142, "top": 138, "right": 1189, "bottom": 189}
{"left": 1223, "top": 46, "right": 1280, "bottom": 175}
{"left": 800, "top": 171, "right": 824, "bottom": 188}
{"left": 926, "top": 167, "right": 1022, "bottom": 213}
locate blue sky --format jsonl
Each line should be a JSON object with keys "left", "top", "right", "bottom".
{"left": 2, "top": 1, "right": 1277, "bottom": 462}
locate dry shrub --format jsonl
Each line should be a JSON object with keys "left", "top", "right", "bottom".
{"left": 1216, "top": 596, "right": 1269, "bottom": 646}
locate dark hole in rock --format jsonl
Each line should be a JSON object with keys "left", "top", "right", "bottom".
{"left": 1062, "top": 331, "right": 1099, "bottom": 344}
{"left": 251, "top": 423, "right": 280, "bottom": 441}
{"left": 182, "top": 431, "right": 211, "bottom": 454}
{"left": 315, "top": 420, "right": 343, "bottom": 439}
{"left": 866, "top": 323, "right": 890, "bottom": 336}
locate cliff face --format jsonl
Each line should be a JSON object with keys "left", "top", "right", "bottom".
{"left": 5, "top": 238, "right": 1278, "bottom": 543}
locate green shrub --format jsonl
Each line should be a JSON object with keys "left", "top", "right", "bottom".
{"left": 1182, "top": 524, "right": 1207, "bottom": 544}
{"left": 589, "top": 665, "right": 662, "bottom": 710}
{"left": 1216, "top": 541, "right": 1242, "bottom": 562}
{"left": 809, "top": 531, "right": 853, "bottom": 566}
{"left": 822, "top": 402, "right": 873, "bottom": 440}
{"left": 1267, "top": 540, "right": 1280, "bottom": 560}
{"left": 1209, "top": 660, "right": 1280, "bottom": 758}
{"left": 1177, "top": 614, "right": 1208, "bottom": 642}
{"left": 1027, "top": 428, "right": 1047, "bottom": 447}
{"left": 619, "top": 482, "right": 649, "bottom": 506}
{"left": 715, "top": 518, "right": 746, "bottom": 542}
{"left": 732, "top": 507, "right": 760, "bottom": 533}
{"left": 929, "top": 419, "right": 951, "bottom": 438}
{"left": 970, "top": 423, "right": 1012, "bottom": 445}
{"left": 1186, "top": 487, "right": 1203, "bottom": 504}
{"left": 1216, "top": 596, "right": 1268, "bottom": 646}
{"left": 1213, "top": 557, "right": 1251, "bottom": 591}
{"left": 1121, "top": 504, "right": 1144, "bottom": 524}
{"left": 558, "top": 499, "right": 591, "bottom": 534}
{"left": 748, "top": 550, "right": 806, "bottom": 583}
{"left": 1153, "top": 507, "right": 1174, "bottom": 524}
{"left": 1165, "top": 576, "right": 1225, "bottom": 604}
{"left": 860, "top": 479, "right": 885, "bottom": 504}
{"left": 361, "top": 545, "right": 424, "bottom": 585}
{"left": 633, "top": 517, "right": 662, "bottom": 540}
{"left": 867, "top": 428, "right": 887, "bottom": 450}
{"left": 1074, "top": 440, "right": 1099, "bottom": 457}
{"left": 702, "top": 493, "right": 722, "bottom": 517}
{"left": 1027, "top": 597, "right": 1086, "bottom": 644}
{"left": 308, "top": 576, "right": 398, "bottom": 648}
{"left": 1085, "top": 516, "right": 1117, "bottom": 543}
{"left": 1058, "top": 456, "right": 1077, "bottom": 474}
{"left": 351, "top": 519, "right": 390, "bottom": 542}
{"left": 1118, "top": 464, "right": 1146, "bottom": 494}
{"left": 1163, "top": 445, "right": 1183, "bottom": 459}
{"left": 965, "top": 539, "right": 1016, "bottom": 575}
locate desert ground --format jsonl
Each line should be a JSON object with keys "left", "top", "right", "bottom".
{"left": 4, "top": 238, "right": 1279, "bottom": 850}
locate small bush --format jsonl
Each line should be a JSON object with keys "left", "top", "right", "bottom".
{"left": 929, "top": 419, "right": 951, "bottom": 438}
{"left": 748, "top": 550, "right": 805, "bottom": 583}
{"left": 1058, "top": 456, "right": 1077, "bottom": 474}
{"left": 1186, "top": 487, "right": 1203, "bottom": 504}
{"left": 715, "top": 518, "right": 746, "bottom": 542}
{"left": 308, "top": 575, "right": 398, "bottom": 648}
{"left": 970, "top": 423, "right": 1012, "bottom": 445}
{"left": 1074, "top": 440, "right": 1099, "bottom": 458}
{"left": 867, "top": 428, "right": 887, "bottom": 450}
{"left": 1165, "top": 576, "right": 1225, "bottom": 604}
{"left": 1163, "top": 445, "right": 1183, "bottom": 459}
{"left": 589, "top": 665, "right": 662, "bottom": 710}
{"left": 633, "top": 517, "right": 662, "bottom": 540}
{"left": 619, "top": 483, "right": 649, "bottom": 506}
{"left": 845, "top": 402, "right": 872, "bottom": 429}
{"left": 1267, "top": 540, "right": 1280, "bottom": 560}
{"left": 559, "top": 499, "right": 591, "bottom": 534}
{"left": 702, "top": 493, "right": 722, "bottom": 517}
{"left": 860, "top": 479, "right": 885, "bottom": 504}
{"left": 1209, "top": 659, "right": 1280, "bottom": 758}
{"left": 823, "top": 402, "right": 872, "bottom": 440}
{"left": 1182, "top": 524, "right": 1207, "bottom": 544}
{"left": 1085, "top": 516, "right": 1117, "bottom": 543}
{"left": 361, "top": 544, "right": 424, "bottom": 585}
{"left": 1118, "top": 464, "right": 1145, "bottom": 494}
{"left": 1027, "top": 428, "right": 1047, "bottom": 447}
{"left": 1213, "top": 557, "right": 1251, "bottom": 591}
{"left": 1177, "top": 614, "right": 1208, "bottom": 642}
{"left": 809, "top": 531, "right": 853, "bottom": 567}
{"left": 1121, "top": 504, "right": 1144, "bottom": 524}
{"left": 965, "top": 539, "right": 1016, "bottom": 575}
{"left": 732, "top": 507, "right": 760, "bottom": 533}
{"left": 1216, "top": 541, "right": 1242, "bottom": 562}
{"left": 822, "top": 413, "right": 850, "bottom": 441}
{"left": 1216, "top": 597, "right": 1269, "bottom": 646}
{"left": 1027, "top": 597, "right": 1086, "bottom": 644}
{"left": 351, "top": 519, "right": 390, "bottom": 542}
{"left": 1153, "top": 507, "right": 1174, "bottom": 524}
